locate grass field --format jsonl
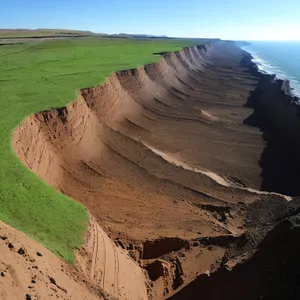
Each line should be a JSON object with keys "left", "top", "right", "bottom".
{"left": 0, "top": 29, "right": 96, "bottom": 38}
{"left": 0, "top": 37, "right": 211, "bottom": 263}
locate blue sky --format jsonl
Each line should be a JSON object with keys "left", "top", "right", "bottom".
{"left": 1, "top": 0, "right": 300, "bottom": 40}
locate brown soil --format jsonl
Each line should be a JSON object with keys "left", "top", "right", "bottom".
{"left": 11, "top": 42, "right": 300, "bottom": 299}
{"left": 0, "top": 220, "right": 110, "bottom": 300}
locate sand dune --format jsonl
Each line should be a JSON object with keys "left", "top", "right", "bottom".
{"left": 11, "top": 42, "right": 300, "bottom": 299}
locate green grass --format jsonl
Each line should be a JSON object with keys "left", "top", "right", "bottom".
{"left": 0, "top": 29, "right": 95, "bottom": 38}
{"left": 0, "top": 37, "right": 210, "bottom": 263}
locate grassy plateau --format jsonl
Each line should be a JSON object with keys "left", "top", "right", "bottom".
{"left": 0, "top": 29, "right": 96, "bottom": 38}
{"left": 0, "top": 37, "right": 211, "bottom": 263}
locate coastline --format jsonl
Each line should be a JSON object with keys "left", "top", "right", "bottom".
{"left": 241, "top": 48, "right": 300, "bottom": 102}
{"left": 241, "top": 43, "right": 300, "bottom": 98}
{"left": 240, "top": 48, "right": 300, "bottom": 195}
{"left": 167, "top": 44, "right": 300, "bottom": 300}
{"left": 4, "top": 40, "right": 300, "bottom": 299}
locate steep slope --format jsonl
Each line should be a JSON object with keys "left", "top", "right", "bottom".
{"left": 0, "top": 220, "right": 107, "bottom": 300}
{"left": 0, "top": 215, "right": 148, "bottom": 300}
{"left": 12, "top": 42, "right": 300, "bottom": 299}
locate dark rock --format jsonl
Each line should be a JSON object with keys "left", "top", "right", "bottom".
{"left": 128, "top": 243, "right": 134, "bottom": 250}
{"left": 0, "top": 236, "right": 7, "bottom": 240}
{"left": 1, "top": 272, "right": 5, "bottom": 277}
{"left": 175, "top": 257, "right": 183, "bottom": 276}
{"left": 128, "top": 251, "right": 136, "bottom": 261}
{"left": 173, "top": 257, "right": 184, "bottom": 290}
{"left": 36, "top": 252, "right": 42, "bottom": 257}
{"left": 8, "top": 243, "right": 14, "bottom": 249}
{"left": 18, "top": 247, "right": 26, "bottom": 255}
{"left": 49, "top": 277, "right": 57, "bottom": 285}
{"left": 117, "top": 240, "right": 125, "bottom": 249}
{"left": 25, "top": 295, "right": 31, "bottom": 300}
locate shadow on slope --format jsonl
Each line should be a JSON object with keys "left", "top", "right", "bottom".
{"left": 168, "top": 215, "right": 300, "bottom": 300}
{"left": 243, "top": 74, "right": 300, "bottom": 196}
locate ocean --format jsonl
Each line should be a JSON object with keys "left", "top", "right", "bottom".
{"left": 242, "top": 41, "right": 300, "bottom": 97}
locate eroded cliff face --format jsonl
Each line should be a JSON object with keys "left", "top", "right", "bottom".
{"left": 12, "top": 42, "right": 300, "bottom": 299}
{"left": 241, "top": 52, "right": 300, "bottom": 195}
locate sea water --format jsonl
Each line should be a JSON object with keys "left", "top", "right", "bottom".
{"left": 242, "top": 41, "right": 300, "bottom": 97}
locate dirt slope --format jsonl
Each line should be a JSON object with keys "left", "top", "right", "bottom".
{"left": 0, "top": 220, "right": 105, "bottom": 300}
{"left": 0, "top": 216, "right": 148, "bottom": 300}
{"left": 76, "top": 216, "right": 148, "bottom": 299}
{"left": 11, "top": 42, "right": 300, "bottom": 299}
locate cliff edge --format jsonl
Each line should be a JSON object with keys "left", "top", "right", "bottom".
{"left": 7, "top": 42, "right": 300, "bottom": 299}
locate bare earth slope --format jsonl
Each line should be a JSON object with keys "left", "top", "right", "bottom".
{"left": 0, "top": 220, "right": 106, "bottom": 300}
{"left": 11, "top": 42, "right": 300, "bottom": 299}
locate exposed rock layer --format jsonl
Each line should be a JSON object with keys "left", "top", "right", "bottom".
{"left": 12, "top": 42, "right": 300, "bottom": 299}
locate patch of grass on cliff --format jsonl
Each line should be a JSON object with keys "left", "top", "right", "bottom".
{"left": 0, "top": 37, "right": 211, "bottom": 263}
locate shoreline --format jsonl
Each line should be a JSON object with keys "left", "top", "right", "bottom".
{"left": 241, "top": 43, "right": 300, "bottom": 98}
{"left": 166, "top": 44, "right": 300, "bottom": 300}
{"left": 240, "top": 47, "right": 300, "bottom": 195}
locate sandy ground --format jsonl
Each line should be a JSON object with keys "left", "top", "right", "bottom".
{"left": 76, "top": 216, "right": 148, "bottom": 299}
{"left": 0, "top": 220, "right": 104, "bottom": 300}
{"left": 0, "top": 216, "right": 148, "bottom": 300}
{"left": 11, "top": 42, "right": 300, "bottom": 299}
